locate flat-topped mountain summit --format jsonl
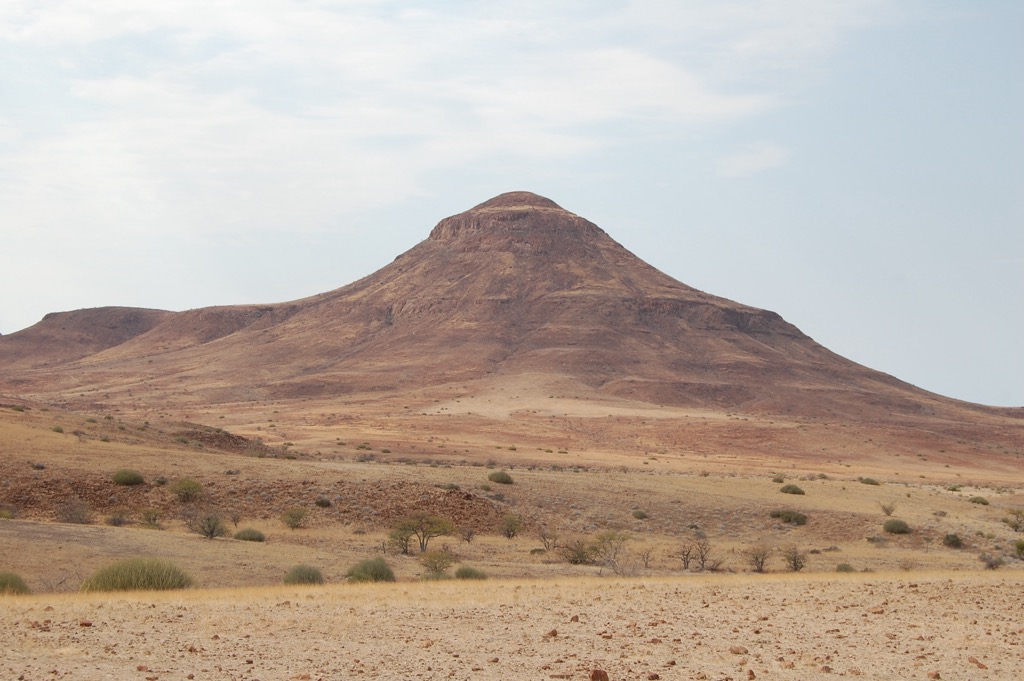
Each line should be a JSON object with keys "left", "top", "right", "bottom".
{"left": 0, "top": 192, "right": 1018, "bottom": 422}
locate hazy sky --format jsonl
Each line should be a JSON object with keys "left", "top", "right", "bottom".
{"left": 1, "top": 1, "right": 1021, "bottom": 406}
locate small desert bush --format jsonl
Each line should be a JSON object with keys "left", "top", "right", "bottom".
{"left": 488, "top": 470, "right": 514, "bottom": 485}
{"left": 979, "top": 553, "right": 1004, "bottom": 570}
{"left": 185, "top": 512, "right": 226, "bottom": 539}
{"left": 346, "top": 557, "right": 395, "bottom": 583}
{"left": 942, "top": 533, "right": 963, "bottom": 549}
{"left": 835, "top": 563, "right": 856, "bottom": 573}
{"left": 314, "top": 495, "right": 332, "bottom": 508}
{"left": 234, "top": 528, "right": 266, "bottom": 542}
{"left": 770, "top": 509, "right": 807, "bottom": 525}
{"left": 112, "top": 469, "right": 145, "bottom": 486}
{"left": 420, "top": 550, "right": 456, "bottom": 575}
{"left": 779, "top": 484, "right": 805, "bottom": 495}
{"left": 80, "top": 558, "right": 192, "bottom": 592}
{"left": 858, "top": 477, "right": 880, "bottom": 486}
{"left": 0, "top": 507, "right": 16, "bottom": 520}
{"left": 454, "top": 566, "right": 487, "bottom": 580}
{"left": 969, "top": 496, "right": 990, "bottom": 505}
{"left": 501, "top": 514, "right": 523, "bottom": 539}
{"left": 56, "top": 498, "right": 92, "bottom": 524}
{"left": 883, "top": 518, "right": 911, "bottom": 535}
{"left": 632, "top": 509, "right": 649, "bottom": 520}
{"left": 170, "top": 478, "right": 202, "bottom": 502}
{"left": 52, "top": 425, "right": 63, "bottom": 433}
{"left": 281, "top": 507, "right": 309, "bottom": 529}
{"left": 0, "top": 572, "right": 31, "bottom": 595}
{"left": 283, "top": 565, "right": 324, "bottom": 585}
{"left": 140, "top": 508, "right": 161, "bottom": 527}
{"left": 1014, "top": 539, "right": 1024, "bottom": 558}
{"left": 105, "top": 511, "right": 129, "bottom": 527}
{"left": 771, "top": 476, "right": 785, "bottom": 484}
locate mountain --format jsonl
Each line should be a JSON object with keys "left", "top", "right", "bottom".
{"left": 0, "top": 192, "right": 1018, "bottom": 421}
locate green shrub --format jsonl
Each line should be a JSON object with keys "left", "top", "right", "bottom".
{"left": 80, "top": 558, "right": 192, "bottom": 592}
{"left": 488, "top": 470, "right": 514, "bottom": 485}
{"left": 0, "top": 507, "right": 16, "bottom": 520}
{"left": 314, "top": 495, "right": 332, "bottom": 508}
{"left": 835, "top": 563, "right": 856, "bottom": 573}
{"left": 420, "top": 550, "right": 456, "bottom": 575}
{"left": 0, "top": 572, "right": 31, "bottom": 595}
{"left": 234, "top": 528, "right": 266, "bottom": 542}
{"left": 858, "top": 477, "right": 880, "bottom": 486}
{"left": 771, "top": 476, "right": 785, "bottom": 484}
{"left": 632, "top": 509, "right": 649, "bottom": 520}
{"left": 112, "top": 469, "right": 145, "bottom": 486}
{"left": 883, "top": 518, "right": 911, "bottom": 535}
{"left": 942, "top": 533, "right": 963, "bottom": 548}
{"left": 105, "top": 511, "right": 129, "bottom": 527}
{"left": 170, "top": 478, "right": 202, "bottom": 502}
{"left": 969, "top": 496, "right": 990, "bottom": 505}
{"left": 346, "top": 558, "right": 395, "bottom": 583}
{"left": 454, "top": 566, "right": 487, "bottom": 580}
{"left": 52, "top": 425, "right": 63, "bottom": 433}
{"left": 770, "top": 509, "right": 808, "bottom": 525}
{"left": 283, "top": 565, "right": 324, "bottom": 585}
{"left": 946, "top": 484, "right": 961, "bottom": 492}
{"left": 779, "top": 484, "right": 805, "bottom": 495}
{"left": 281, "top": 507, "right": 309, "bottom": 529}
{"left": 501, "top": 514, "right": 523, "bottom": 539}
{"left": 1015, "top": 539, "right": 1024, "bottom": 558}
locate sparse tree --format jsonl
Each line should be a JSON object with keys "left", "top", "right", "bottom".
{"left": 387, "top": 526, "right": 414, "bottom": 555}
{"left": 559, "top": 537, "right": 596, "bottom": 565}
{"left": 501, "top": 514, "right": 523, "bottom": 539}
{"left": 1003, "top": 508, "right": 1024, "bottom": 533}
{"left": 281, "top": 507, "right": 309, "bottom": 530}
{"left": 396, "top": 512, "right": 454, "bottom": 552}
{"left": 592, "top": 531, "right": 631, "bottom": 575}
{"left": 746, "top": 544, "right": 773, "bottom": 573}
{"left": 676, "top": 543, "right": 695, "bottom": 571}
{"left": 538, "top": 526, "right": 559, "bottom": 551}
{"left": 187, "top": 512, "right": 226, "bottom": 539}
{"left": 460, "top": 527, "right": 476, "bottom": 543}
{"left": 783, "top": 545, "right": 807, "bottom": 572}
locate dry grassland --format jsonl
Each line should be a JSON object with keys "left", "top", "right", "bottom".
{"left": 2, "top": 398, "right": 1023, "bottom": 679}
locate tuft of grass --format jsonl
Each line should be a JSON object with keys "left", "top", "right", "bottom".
{"left": 858, "top": 477, "right": 881, "bottom": 486}
{"left": 769, "top": 509, "right": 808, "bottom": 525}
{"left": 942, "top": 533, "right": 963, "bottom": 549}
{"left": 346, "top": 558, "right": 395, "bottom": 583}
{"left": 80, "top": 558, "right": 192, "bottom": 592}
{"left": 112, "top": 469, "right": 145, "bottom": 486}
{"left": 283, "top": 564, "right": 324, "bottom": 585}
{"left": 454, "top": 566, "right": 487, "bottom": 580}
{"left": 835, "top": 563, "right": 856, "bottom": 573}
{"left": 314, "top": 495, "right": 332, "bottom": 508}
{"left": 883, "top": 518, "right": 911, "bottom": 535}
{"left": 234, "top": 527, "right": 266, "bottom": 542}
{"left": 488, "top": 470, "right": 514, "bottom": 485}
{"left": 0, "top": 572, "right": 31, "bottom": 595}
{"left": 52, "top": 425, "right": 64, "bottom": 433}
{"left": 1015, "top": 539, "right": 1024, "bottom": 558}
{"left": 632, "top": 509, "right": 649, "bottom": 520}
{"left": 779, "top": 484, "right": 805, "bottom": 495}
{"left": 969, "top": 496, "right": 990, "bottom": 505}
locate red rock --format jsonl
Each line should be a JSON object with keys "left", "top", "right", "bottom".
{"left": 590, "top": 671, "right": 610, "bottom": 681}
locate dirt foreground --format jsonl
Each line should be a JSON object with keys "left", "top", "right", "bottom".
{"left": 3, "top": 572, "right": 1021, "bottom": 681}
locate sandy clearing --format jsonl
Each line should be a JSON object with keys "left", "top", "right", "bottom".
{"left": 2, "top": 573, "right": 1022, "bottom": 680}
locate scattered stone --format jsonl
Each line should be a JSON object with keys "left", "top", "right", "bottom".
{"left": 927, "top": 672, "right": 941, "bottom": 679}
{"left": 968, "top": 656, "right": 988, "bottom": 670}
{"left": 730, "top": 645, "right": 749, "bottom": 655}
{"left": 79, "top": 620, "right": 92, "bottom": 627}
{"left": 545, "top": 629, "right": 558, "bottom": 638}
{"left": 590, "top": 670, "right": 609, "bottom": 681}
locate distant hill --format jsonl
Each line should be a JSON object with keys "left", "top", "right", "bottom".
{"left": 1, "top": 192, "right": 1020, "bottom": 423}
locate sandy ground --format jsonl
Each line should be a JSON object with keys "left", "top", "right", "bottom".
{"left": 2, "top": 572, "right": 1022, "bottom": 681}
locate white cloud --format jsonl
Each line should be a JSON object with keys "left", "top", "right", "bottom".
{"left": 715, "top": 141, "right": 793, "bottom": 178}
